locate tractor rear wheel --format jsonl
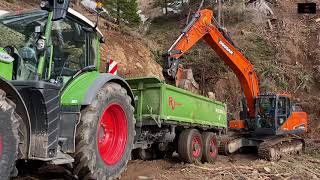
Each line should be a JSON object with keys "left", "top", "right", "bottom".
{"left": 178, "top": 129, "right": 203, "bottom": 163}
{"left": 73, "top": 83, "right": 135, "bottom": 180}
{"left": 0, "top": 90, "right": 19, "bottom": 180}
{"left": 201, "top": 132, "right": 218, "bottom": 163}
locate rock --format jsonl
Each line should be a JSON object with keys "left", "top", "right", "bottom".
{"left": 138, "top": 176, "right": 150, "bottom": 180}
{"left": 208, "top": 92, "right": 216, "bottom": 100}
{"left": 241, "top": 30, "right": 252, "bottom": 35}
{"left": 176, "top": 67, "right": 200, "bottom": 94}
{"left": 136, "top": 62, "right": 143, "bottom": 69}
{"left": 252, "top": 170, "right": 259, "bottom": 179}
{"left": 263, "top": 166, "right": 272, "bottom": 173}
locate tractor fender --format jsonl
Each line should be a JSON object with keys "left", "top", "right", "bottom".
{"left": 0, "top": 77, "right": 31, "bottom": 159}
{"left": 83, "top": 73, "right": 135, "bottom": 106}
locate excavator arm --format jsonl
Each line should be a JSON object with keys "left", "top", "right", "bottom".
{"left": 165, "top": 9, "right": 259, "bottom": 118}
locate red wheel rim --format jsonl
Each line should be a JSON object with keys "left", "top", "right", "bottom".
{"left": 209, "top": 138, "right": 217, "bottom": 157}
{"left": 0, "top": 134, "right": 2, "bottom": 159}
{"left": 97, "top": 103, "right": 128, "bottom": 165}
{"left": 192, "top": 136, "right": 201, "bottom": 158}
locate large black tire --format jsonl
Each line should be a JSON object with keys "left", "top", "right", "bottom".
{"left": 178, "top": 129, "right": 203, "bottom": 163}
{"left": 201, "top": 132, "right": 218, "bottom": 163}
{"left": 73, "top": 83, "right": 135, "bottom": 180}
{"left": 0, "top": 90, "right": 19, "bottom": 180}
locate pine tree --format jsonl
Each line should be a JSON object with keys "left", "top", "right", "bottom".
{"left": 102, "top": 0, "right": 140, "bottom": 26}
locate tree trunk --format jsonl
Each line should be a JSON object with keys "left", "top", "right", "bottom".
{"left": 117, "top": 0, "right": 120, "bottom": 24}
{"left": 165, "top": 0, "right": 168, "bottom": 14}
{"left": 218, "top": 0, "right": 221, "bottom": 25}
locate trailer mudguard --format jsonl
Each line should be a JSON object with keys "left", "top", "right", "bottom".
{"left": 0, "top": 77, "right": 31, "bottom": 159}
{"left": 61, "top": 71, "right": 134, "bottom": 106}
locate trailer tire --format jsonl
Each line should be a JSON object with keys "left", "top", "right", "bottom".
{"left": 201, "top": 132, "right": 218, "bottom": 163}
{"left": 74, "top": 83, "right": 135, "bottom": 180}
{"left": 0, "top": 90, "right": 19, "bottom": 180}
{"left": 178, "top": 129, "right": 202, "bottom": 163}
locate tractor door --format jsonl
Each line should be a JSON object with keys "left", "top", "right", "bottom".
{"left": 48, "top": 16, "right": 97, "bottom": 85}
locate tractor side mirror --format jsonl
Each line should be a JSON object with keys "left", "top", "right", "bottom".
{"left": 40, "top": 0, "right": 70, "bottom": 21}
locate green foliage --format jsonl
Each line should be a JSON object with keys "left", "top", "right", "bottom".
{"left": 102, "top": 0, "right": 140, "bottom": 26}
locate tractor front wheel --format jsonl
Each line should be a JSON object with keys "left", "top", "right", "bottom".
{"left": 0, "top": 90, "right": 19, "bottom": 180}
{"left": 73, "top": 83, "right": 135, "bottom": 179}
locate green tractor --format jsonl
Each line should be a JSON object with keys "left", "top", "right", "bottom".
{"left": 0, "top": 0, "right": 135, "bottom": 179}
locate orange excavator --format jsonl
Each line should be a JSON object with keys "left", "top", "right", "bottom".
{"left": 163, "top": 8, "right": 308, "bottom": 160}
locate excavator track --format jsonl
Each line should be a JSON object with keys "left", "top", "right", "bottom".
{"left": 258, "top": 137, "right": 305, "bottom": 161}
{"left": 218, "top": 134, "right": 241, "bottom": 155}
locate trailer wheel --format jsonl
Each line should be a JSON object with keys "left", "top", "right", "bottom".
{"left": 74, "top": 83, "right": 135, "bottom": 180}
{"left": 0, "top": 90, "right": 19, "bottom": 180}
{"left": 178, "top": 129, "right": 202, "bottom": 163}
{"left": 201, "top": 132, "right": 218, "bottom": 163}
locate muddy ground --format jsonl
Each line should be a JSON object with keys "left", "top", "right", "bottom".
{"left": 13, "top": 139, "right": 320, "bottom": 180}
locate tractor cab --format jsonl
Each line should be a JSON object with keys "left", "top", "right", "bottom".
{"left": 0, "top": 0, "right": 104, "bottom": 85}
{"left": 254, "top": 94, "right": 292, "bottom": 135}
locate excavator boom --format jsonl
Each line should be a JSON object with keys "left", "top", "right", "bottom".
{"left": 166, "top": 9, "right": 259, "bottom": 118}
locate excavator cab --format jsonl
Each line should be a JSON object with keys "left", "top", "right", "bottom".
{"left": 254, "top": 94, "right": 306, "bottom": 136}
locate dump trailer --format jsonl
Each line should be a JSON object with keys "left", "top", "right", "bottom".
{"left": 127, "top": 77, "right": 227, "bottom": 163}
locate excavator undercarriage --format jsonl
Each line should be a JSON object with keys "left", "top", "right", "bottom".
{"left": 219, "top": 134, "right": 305, "bottom": 161}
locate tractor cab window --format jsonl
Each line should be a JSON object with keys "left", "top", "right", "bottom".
{"left": 256, "top": 97, "right": 276, "bottom": 129}
{"left": 0, "top": 10, "right": 48, "bottom": 80}
{"left": 50, "top": 18, "right": 86, "bottom": 80}
{"left": 50, "top": 17, "right": 96, "bottom": 84}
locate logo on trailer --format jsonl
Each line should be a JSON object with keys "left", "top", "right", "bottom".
{"left": 219, "top": 40, "right": 234, "bottom": 55}
{"left": 168, "top": 96, "right": 183, "bottom": 110}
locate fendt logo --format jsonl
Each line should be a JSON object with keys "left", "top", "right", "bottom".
{"left": 219, "top": 40, "right": 234, "bottom": 55}
{"left": 168, "top": 96, "right": 183, "bottom": 110}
